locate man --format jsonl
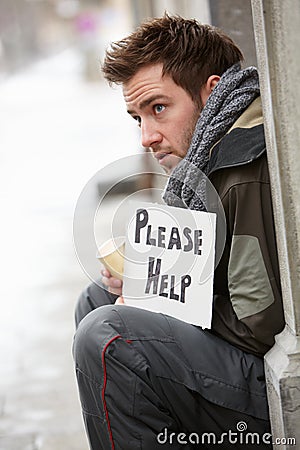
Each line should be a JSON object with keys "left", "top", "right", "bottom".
{"left": 73, "top": 15, "right": 284, "bottom": 449}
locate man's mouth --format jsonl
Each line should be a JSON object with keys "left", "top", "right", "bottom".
{"left": 154, "top": 152, "right": 170, "bottom": 162}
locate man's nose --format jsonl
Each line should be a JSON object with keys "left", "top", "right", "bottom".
{"left": 141, "top": 120, "right": 163, "bottom": 148}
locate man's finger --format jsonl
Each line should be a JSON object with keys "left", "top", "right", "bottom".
{"left": 101, "top": 268, "right": 111, "bottom": 278}
{"left": 102, "top": 276, "right": 122, "bottom": 288}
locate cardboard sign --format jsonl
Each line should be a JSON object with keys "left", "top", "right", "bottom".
{"left": 122, "top": 201, "right": 216, "bottom": 328}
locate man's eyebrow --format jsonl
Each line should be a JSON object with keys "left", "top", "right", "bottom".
{"left": 127, "top": 95, "right": 170, "bottom": 115}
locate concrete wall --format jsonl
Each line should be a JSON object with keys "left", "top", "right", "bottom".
{"left": 251, "top": 1, "right": 300, "bottom": 448}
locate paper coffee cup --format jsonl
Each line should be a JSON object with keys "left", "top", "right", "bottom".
{"left": 96, "top": 237, "right": 125, "bottom": 280}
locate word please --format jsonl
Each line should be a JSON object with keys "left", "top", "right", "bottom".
{"left": 135, "top": 209, "right": 203, "bottom": 255}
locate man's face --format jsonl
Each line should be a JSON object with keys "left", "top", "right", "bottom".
{"left": 123, "top": 64, "right": 202, "bottom": 174}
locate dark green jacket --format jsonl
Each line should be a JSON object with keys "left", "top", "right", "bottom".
{"left": 208, "top": 97, "right": 284, "bottom": 357}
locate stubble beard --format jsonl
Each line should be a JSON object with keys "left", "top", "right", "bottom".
{"left": 163, "top": 102, "right": 203, "bottom": 174}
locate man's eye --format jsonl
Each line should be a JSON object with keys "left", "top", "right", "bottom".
{"left": 154, "top": 104, "right": 165, "bottom": 114}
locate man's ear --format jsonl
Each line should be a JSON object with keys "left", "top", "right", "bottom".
{"left": 199, "top": 75, "right": 220, "bottom": 106}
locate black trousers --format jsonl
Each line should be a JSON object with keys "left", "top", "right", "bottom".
{"left": 73, "top": 282, "right": 272, "bottom": 450}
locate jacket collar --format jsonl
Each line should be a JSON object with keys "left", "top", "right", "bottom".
{"left": 207, "top": 97, "right": 266, "bottom": 175}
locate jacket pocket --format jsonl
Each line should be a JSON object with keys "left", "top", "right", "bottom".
{"left": 228, "top": 235, "right": 274, "bottom": 320}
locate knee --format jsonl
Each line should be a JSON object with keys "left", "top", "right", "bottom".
{"left": 73, "top": 304, "right": 125, "bottom": 372}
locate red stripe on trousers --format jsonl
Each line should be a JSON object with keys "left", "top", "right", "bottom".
{"left": 101, "top": 335, "right": 122, "bottom": 450}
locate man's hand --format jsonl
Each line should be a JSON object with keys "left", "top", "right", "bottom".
{"left": 101, "top": 268, "right": 123, "bottom": 297}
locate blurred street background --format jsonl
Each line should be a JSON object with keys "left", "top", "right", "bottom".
{"left": 0, "top": 1, "right": 256, "bottom": 449}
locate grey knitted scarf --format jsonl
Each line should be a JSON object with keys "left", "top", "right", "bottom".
{"left": 162, "top": 63, "right": 260, "bottom": 211}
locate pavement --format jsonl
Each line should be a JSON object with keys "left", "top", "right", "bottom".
{"left": 0, "top": 49, "right": 142, "bottom": 450}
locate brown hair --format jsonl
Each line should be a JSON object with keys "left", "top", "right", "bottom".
{"left": 102, "top": 14, "right": 244, "bottom": 100}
